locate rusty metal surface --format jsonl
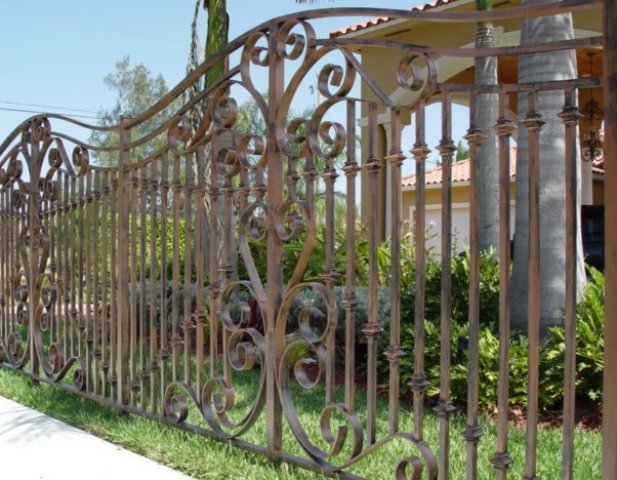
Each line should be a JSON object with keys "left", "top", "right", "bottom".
{"left": 0, "top": 1, "right": 611, "bottom": 478}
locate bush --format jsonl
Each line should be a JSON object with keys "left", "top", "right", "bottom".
{"left": 544, "top": 266, "right": 605, "bottom": 404}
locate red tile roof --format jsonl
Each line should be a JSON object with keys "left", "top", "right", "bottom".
{"left": 330, "top": 0, "right": 461, "bottom": 38}
{"left": 402, "top": 147, "right": 605, "bottom": 188}
{"left": 402, "top": 150, "right": 517, "bottom": 188}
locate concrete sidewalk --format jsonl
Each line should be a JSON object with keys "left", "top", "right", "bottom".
{"left": 0, "top": 396, "right": 193, "bottom": 480}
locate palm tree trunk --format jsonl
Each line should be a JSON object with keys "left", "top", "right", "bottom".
{"left": 474, "top": 0, "right": 500, "bottom": 251}
{"left": 510, "top": 0, "right": 585, "bottom": 333}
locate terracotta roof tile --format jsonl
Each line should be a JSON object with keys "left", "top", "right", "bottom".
{"left": 402, "top": 146, "right": 606, "bottom": 187}
{"left": 402, "top": 148, "right": 518, "bottom": 187}
{"left": 330, "top": 0, "right": 461, "bottom": 38}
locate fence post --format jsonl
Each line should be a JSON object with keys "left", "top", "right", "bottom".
{"left": 266, "top": 22, "right": 284, "bottom": 458}
{"left": 117, "top": 115, "right": 131, "bottom": 406}
{"left": 603, "top": 0, "right": 617, "bottom": 478}
{"left": 28, "top": 140, "right": 40, "bottom": 382}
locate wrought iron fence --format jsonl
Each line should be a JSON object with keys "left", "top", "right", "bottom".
{"left": 0, "top": 1, "right": 614, "bottom": 478}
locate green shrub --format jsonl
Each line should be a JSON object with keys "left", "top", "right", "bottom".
{"left": 545, "top": 266, "right": 605, "bottom": 404}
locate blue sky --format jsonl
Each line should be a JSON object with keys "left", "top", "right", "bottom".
{"left": 1, "top": 1, "right": 468, "bottom": 172}
{"left": 0, "top": 1, "right": 418, "bottom": 136}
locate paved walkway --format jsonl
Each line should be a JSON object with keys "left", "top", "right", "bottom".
{"left": 0, "top": 396, "right": 193, "bottom": 480}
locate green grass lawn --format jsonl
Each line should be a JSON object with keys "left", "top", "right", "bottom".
{"left": 0, "top": 367, "right": 601, "bottom": 479}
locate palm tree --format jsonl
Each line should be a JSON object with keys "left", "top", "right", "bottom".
{"left": 474, "top": 0, "right": 499, "bottom": 251}
{"left": 510, "top": 3, "right": 585, "bottom": 333}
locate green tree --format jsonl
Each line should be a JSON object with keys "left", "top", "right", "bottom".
{"left": 456, "top": 139, "right": 469, "bottom": 162}
{"left": 89, "top": 56, "right": 174, "bottom": 165}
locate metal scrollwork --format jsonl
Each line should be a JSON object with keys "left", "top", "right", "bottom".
{"left": 200, "top": 281, "right": 266, "bottom": 437}
{"left": 396, "top": 53, "right": 438, "bottom": 101}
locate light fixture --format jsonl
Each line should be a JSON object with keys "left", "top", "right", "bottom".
{"left": 580, "top": 52, "right": 603, "bottom": 163}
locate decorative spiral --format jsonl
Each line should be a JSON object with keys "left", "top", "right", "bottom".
{"left": 7, "top": 331, "right": 23, "bottom": 362}
{"left": 320, "top": 404, "right": 364, "bottom": 459}
{"left": 220, "top": 281, "right": 254, "bottom": 332}
{"left": 47, "top": 343, "right": 64, "bottom": 374}
{"left": 244, "top": 31, "right": 270, "bottom": 68}
{"left": 72, "top": 145, "right": 89, "bottom": 176}
{"left": 279, "top": 337, "right": 363, "bottom": 464}
{"left": 39, "top": 310, "right": 50, "bottom": 331}
{"left": 29, "top": 117, "right": 51, "bottom": 144}
{"left": 7, "top": 157, "right": 23, "bottom": 181}
{"left": 39, "top": 276, "right": 57, "bottom": 310}
{"left": 216, "top": 145, "right": 240, "bottom": 179}
{"left": 201, "top": 376, "right": 236, "bottom": 431}
{"left": 227, "top": 330, "right": 261, "bottom": 371}
{"left": 236, "top": 133, "right": 266, "bottom": 169}
{"left": 40, "top": 178, "right": 59, "bottom": 201}
{"left": 289, "top": 341, "right": 324, "bottom": 389}
{"left": 239, "top": 201, "right": 267, "bottom": 243}
{"left": 316, "top": 120, "right": 346, "bottom": 159}
{"left": 168, "top": 114, "right": 191, "bottom": 153}
{"left": 211, "top": 89, "right": 238, "bottom": 130}
{"left": 274, "top": 198, "right": 308, "bottom": 242}
{"left": 317, "top": 60, "right": 356, "bottom": 101}
{"left": 396, "top": 53, "right": 438, "bottom": 101}
{"left": 73, "top": 360, "right": 87, "bottom": 391}
{"left": 17, "top": 308, "right": 29, "bottom": 326}
{"left": 276, "top": 282, "right": 337, "bottom": 346}
{"left": 277, "top": 20, "right": 315, "bottom": 61}
{"left": 48, "top": 147, "right": 63, "bottom": 169}
{"left": 395, "top": 457, "right": 424, "bottom": 480}
{"left": 280, "top": 118, "right": 309, "bottom": 158}
{"left": 11, "top": 189, "right": 25, "bottom": 210}
{"left": 164, "top": 382, "right": 195, "bottom": 424}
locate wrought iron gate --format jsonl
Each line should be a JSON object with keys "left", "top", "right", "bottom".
{"left": 1, "top": 0, "right": 615, "bottom": 478}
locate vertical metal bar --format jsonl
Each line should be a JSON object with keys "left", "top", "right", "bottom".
{"left": 149, "top": 159, "right": 159, "bottom": 414}
{"left": 560, "top": 88, "right": 579, "bottom": 480}
{"left": 523, "top": 91, "right": 543, "bottom": 480}
{"left": 77, "top": 173, "right": 85, "bottom": 364}
{"left": 70, "top": 176, "right": 77, "bottom": 361}
{"left": 0, "top": 188, "right": 5, "bottom": 342}
{"left": 117, "top": 116, "right": 131, "bottom": 406}
{"left": 109, "top": 172, "right": 118, "bottom": 399}
{"left": 411, "top": 101, "right": 430, "bottom": 440}
{"left": 363, "top": 103, "right": 383, "bottom": 446}
{"left": 491, "top": 88, "right": 514, "bottom": 479}
{"left": 129, "top": 169, "right": 139, "bottom": 407}
{"left": 63, "top": 172, "right": 70, "bottom": 366}
{"left": 343, "top": 99, "right": 359, "bottom": 412}
{"left": 266, "top": 22, "right": 284, "bottom": 457}
{"left": 139, "top": 165, "right": 148, "bottom": 407}
{"left": 385, "top": 108, "right": 404, "bottom": 434}
{"left": 85, "top": 168, "right": 93, "bottom": 392}
{"left": 28, "top": 137, "right": 40, "bottom": 380}
{"left": 462, "top": 93, "right": 484, "bottom": 480}
{"left": 194, "top": 146, "right": 206, "bottom": 401}
{"left": 100, "top": 171, "right": 109, "bottom": 398}
{"left": 159, "top": 150, "right": 170, "bottom": 408}
{"left": 182, "top": 155, "right": 193, "bottom": 386}
{"left": 171, "top": 155, "right": 181, "bottom": 382}
{"left": 208, "top": 150, "right": 220, "bottom": 379}
{"left": 222, "top": 154, "right": 233, "bottom": 386}
{"left": 603, "top": 0, "right": 617, "bottom": 476}
{"left": 92, "top": 170, "right": 101, "bottom": 395}
{"left": 436, "top": 89, "right": 456, "bottom": 480}
{"left": 323, "top": 150, "right": 338, "bottom": 406}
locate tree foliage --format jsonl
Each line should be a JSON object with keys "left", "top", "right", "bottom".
{"left": 89, "top": 56, "right": 176, "bottom": 165}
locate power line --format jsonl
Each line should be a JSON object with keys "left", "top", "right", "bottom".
{"left": 0, "top": 106, "right": 101, "bottom": 120}
{"left": 0, "top": 100, "right": 100, "bottom": 115}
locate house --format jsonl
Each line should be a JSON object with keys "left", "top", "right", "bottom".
{"left": 400, "top": 150, "right": 605, "bottom": 255}
{"left": 331, "top": 0, "right": 604, "bottom": 241}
